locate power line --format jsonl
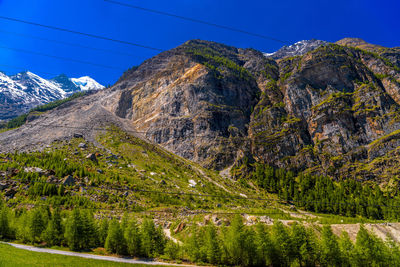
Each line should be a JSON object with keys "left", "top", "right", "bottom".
{"left": 0, "top": 45, "right": 124, "bottom": 71}
{"left": 0, "top": 29, "right": 142, "bottom": 58}
{"left": 0, "top": 15, "right": 164, "bottom": 52}
{"left": 103, "top": 0, "right": 290, "bottom": 44}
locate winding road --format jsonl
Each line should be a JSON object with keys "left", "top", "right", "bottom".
{"left": 5, "top": 242, "right": 192, "bottom": 266}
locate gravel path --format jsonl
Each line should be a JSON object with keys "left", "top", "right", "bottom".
{"left": 6, "top": 242, "right": 192, "bottom": 266}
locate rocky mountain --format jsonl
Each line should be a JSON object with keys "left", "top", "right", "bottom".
{"left": 1, "top": 38, "right": 400, "bottom": 184}
{"left": 264, "top": 39, "right": 329, "bottom": 59}
{"left": 0, "top": 72, "right": 103, "bottom": 120}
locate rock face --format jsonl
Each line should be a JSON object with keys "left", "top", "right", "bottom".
{"left": 1, "top": 38, "right": 400, "bottom": 183}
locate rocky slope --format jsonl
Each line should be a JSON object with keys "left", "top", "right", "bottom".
{"left": 1, "top": 38, "right": 400, "bottom": 184}
{"left": 0, "top": 71, "right": 103, "bottom": 120}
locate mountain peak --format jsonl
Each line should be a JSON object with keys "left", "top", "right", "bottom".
{"left": 264, "top": 39, "right": 329, "bottom": 60}
{"left": 71, "top": 76, "right": 104, "bottom": 91}
{"left": 0, "top": 72, "right": 104, "bottom": 120}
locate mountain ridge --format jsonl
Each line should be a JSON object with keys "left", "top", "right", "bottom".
{"left": 1, "top": 38, "right": 400, "bottom": 184}
{"left": 0, "top": 71, "right": 103, "bottom": 120}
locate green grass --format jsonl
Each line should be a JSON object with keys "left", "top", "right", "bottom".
{"left": 0, "top": 243, "right": 162, "bottom": 267}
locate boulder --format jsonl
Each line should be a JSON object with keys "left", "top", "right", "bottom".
{"left": 86, "top": 153, "right": 97, "bottom": 162}
{"left": 74, "top": 133, "right": 83, "bottom": 138}
{"left": 78, "top": 143, "right": 87, "bottom": 149}
{"left": 62, "top": 175, "right": 75, "bottom": 186}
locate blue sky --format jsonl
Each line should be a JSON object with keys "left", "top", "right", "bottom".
{"left": 0, "top": 0, "right": 399, "bottom": 85}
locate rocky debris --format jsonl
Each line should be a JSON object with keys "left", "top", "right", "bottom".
{"left": 46, "top": 175, "right": 58, "bottom": 183}
{"left": 6, "top": 168, "right": 19, "bottom": 177}
{"left": 173, "top": 222, "right": 186, "bottom": 234}
{"left": 0, "top": 182, "right": 8, "bottom": 190}
{"left": 4, "top": 187, "right": 16, "bottom": 198}
{"left": 24, "top": 167, "right": 44, "bottom": 174}
{"left": 73, "top": 133, "right": 83, "bottom": 138}
{"left": 62, "top": 175, "right": 75, "bottom": 186}
{"left": 243, "top": 214, "right": 258, "bottom": 225}
{"left": 150, "top": 172, "right": 157, "bottom": 176}
{"left": 86, "top": 153, "right": 97, "bottom": 162}
{"left": 44, "top": 169, "right": 56, "bottom": 176}
{"left": 259, "top": 216, "right": 274, "bottom": 224}
{"left": 188, "top": 179, "right": 197, "bottom": 188}
{"left": 106, "top": 154, "right": 118, "bottom": 160}
{"left": 78, "top": 143, "right": 87, "bottom": 149}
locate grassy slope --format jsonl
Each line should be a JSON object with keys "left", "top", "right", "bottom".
{"left": 0, "top": 243, "right": 159, "bottom": 267}
{"left": 0, "top": 127, "right": 388, "bottom": 226}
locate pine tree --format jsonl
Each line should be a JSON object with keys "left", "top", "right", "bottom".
{"left": 125, "top": 218, "right": 141, "bottom": 256}
{"left": 320, "top": 225, "right": 341, "bottom": 266}
{"left": 271, "top": 221, "right": 292, "bottom": 266}
{"left": 204, "top": 224, "right": 220, "bottom": 264}
{"left": 223, "top": 215, "right": 255, "bottom": 266}
{"left": 42, "top": 208, "right": 63, "bottom": 246}
{"left": 98, "top": 219, "right": 109, "bottom": 247}
{"left": 354, "top": 225, "right": 388, "bottom": 266}
{"left": 254, "top": 223, "right": 273, "bottom": 266}
{"left": 64, "top": 209, "right": 82, "bottom": 251}
{"left": 105, "top": 219, "right": 127, "bottom": 255}
{"left": 0, "top": 206, "right": 10, "bottom": 239}
{"left": 80, "top": 210, "right": 98, "bottom": 248}
{"left": 140, "top": 219, "right": 165, "bottom": 257}
{"left": 185, "top": 226, "right": 201, "bottom": 262}
{"left": 29, "top": 209, "right": 45, "bottom": 243}
{"left": 338, "top": 231, "right": 354, "bottom": 267}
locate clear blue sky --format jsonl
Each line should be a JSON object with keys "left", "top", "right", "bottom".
{"left": 0, "top": 0, "right": 399, "bottom": 85}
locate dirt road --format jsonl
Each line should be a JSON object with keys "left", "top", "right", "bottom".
{"left": 5, "top": 242, "right": 192, "bottom": 266}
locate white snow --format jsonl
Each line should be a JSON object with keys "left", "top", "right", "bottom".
{"left": 263, "top": 39, "right": 328, "bottom": 59}
{"left": 0, "top": 71, "right": 104, "bottom": 119}
{"left": 71, "top": 76, "right": 104, "bottom": 91}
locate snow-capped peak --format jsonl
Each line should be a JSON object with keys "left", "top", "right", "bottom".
{"left": 264, "top": 39, "right": 329, "bottom": 60}
{"left": 0, "top": 71, "right": 104, "bottom": 120}
{"left": 71, "top": 76, "right": 104, "bottom": 91}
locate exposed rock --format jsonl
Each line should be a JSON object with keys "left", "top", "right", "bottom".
{"left": 78, "top": 143, "right": 87, "bottom": 149}
{"left": 5, "top": 188, "right": 16, "bottom": 197}
{"left": 86, "top": 153, "right": 97, "bottom": 162}
{"left": 173, "top": 222, "right": 186, "bottom": 234}
{"left": 74, "top": 133, "right": 84, "bottom": 138}
{"left": 24, "top": 167, "right": 44, "bottom": 174}
{"left": 1, "top": 39, "right": 400, "bottom": 183}
{"left": 0, "top": 182, "right": 8, "bottom": 190}
{"left": 62, "top": 175, "right": 75, "bottom": 186}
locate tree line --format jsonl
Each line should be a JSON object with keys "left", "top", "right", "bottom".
{"left": 253, "top": 163, "right": 400, "bottom": 220}
{"left": 1, "top": 203, "right": 400, "bottom": 266}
